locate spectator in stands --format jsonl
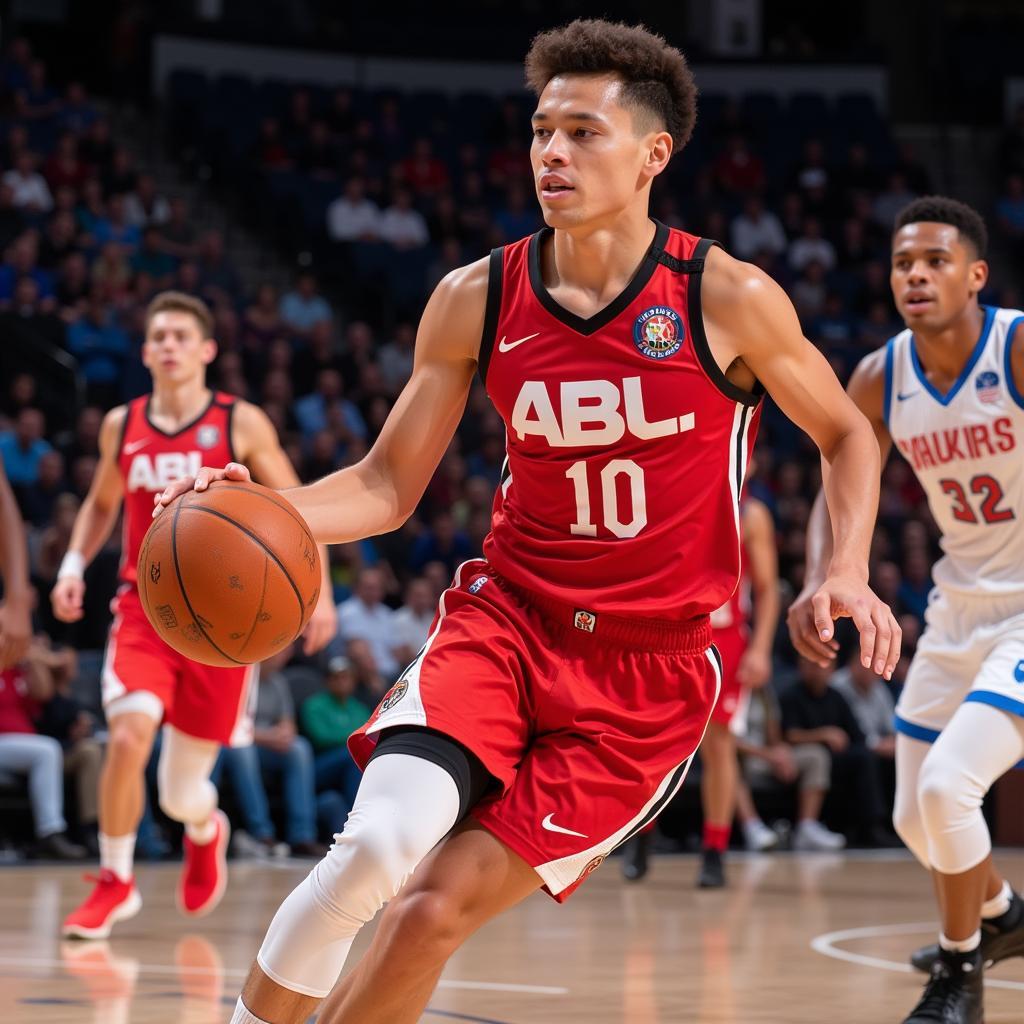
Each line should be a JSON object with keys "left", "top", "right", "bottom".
{"left": 17, "top": 59, "right": 60, "bottom": 124}
{"left": 196, "top": 229, "right": 240, "bottom": 305}
{"left": 0, "top": 183, "right": 25, "bottom": 252}
{"left": 335, "top": 568, "right": 399, "bottom": 694}
{"left": 59, "top": 81, "right": 97, "bottom": 136}
{"left": 3, "top": 151, "right": 52, "bottom": 215}
{"left": 790, "top": 139, "right": 831, "bottom": 204}
{"left": 17, "top": 450, "right": 67, "bottom": 527}
{"left": 399, "top": 137, "right": 450, "bottom": 197}
{"left": 831, "top": 651, "right": 897, "bottom": 759}
{"left": 65, "top": 289, "right": 129, "bottom": 405}
{"left": 326, "top": 177, "right": 381, "bottom": 243}
{"left": 788, "top": 217, "right": 836, "bottom": 273}
{"left": 0, "top": 660, "right": 87, "bottom": 859}
{"left": 379, "top": 188, "right": 429, "bottom": 249}
{"left": 790, "top": 260, "right": 828, "bottom": 322}
{"left": 78, "top": 117, "right": 114, "bottom": 174}
{"left": 298, "top": 120, "right": 339, "bottom": 179}
{"left": 131, "top": 225, "right": 176, "bottom": 286}
{"left": 102, "top": 146, "right": 137, "bottom": 198}
{"left": 411, "top": 511, "right": 474, "bottom": 575}
{"left": 293, "top": 368, "right": 366, "bottom": 442}
{"left": 996, "top": 173, "right": 1024, "bottom": 259}
{"left": 494, "top": 181, "right": 541, "bottom": 242}
{"left": 93, "top": 193, "right": 140, "bottom": 253}
{"left": 38, "top": 210, "right": 80, "bottom": 270}
{"left": 74, "top": 177, "right": 106, "bottom": 241}
{"left": 43, "top": 134, "right": 89, "bottom": 193}
{"left": 28, "top": 635, "right": 101, "bottom": 850}
{"left": 254, "top": 117, "right": 292, "bottom": 171}
{"left": 123, "top": 172, "right": 170, "bottom": 228}
{"left": 213, "top": 647, "right": 326, "bottom": 858}
{"left": 90, "top": 241, "right": 133, "bottom": 299}
{"left": 157, "top": 195, "right": 198, "bottom": 261}
{"left": 713, "top": 133, "right": 766, "bottom": 195}
{"left": 391, "top": 577, "right": 435, "bottom": 669}
{"left": 7, "top": 276, "right": 63, "bottom": 347}
{"left": 300, "top": 655, "right": 371, "bottom": 824}
{"left": 56, "top": 251, "right": 89, "bottom": 313}
{"left": 898, "top": 547, "right": 934, "bottom": 623}
{"left": 377, "top": 321, "right": 416, "bottom": 395}
{"left": 280, "top": 271, "right": 332, "bottom": 340}
{"left": 0, "top": 233, "right": 54, "bottom": 302}
{"left": 0, "top": 409, "right": 53, "bottom": 486}
{"left": 781, "top": 657, "right": 893, "bottom": 846}
{"left": 872, "top": 172, "right": 917, "bottom": 228}
{"left": 730, "top": 195, "right": 787, "bottom": 261}
{"left": 737, "top": 684, "right": 839, "bottom": 851}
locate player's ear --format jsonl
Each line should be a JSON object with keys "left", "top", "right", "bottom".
{"left": 645, "top": 131, "right": 672, "bottom": 180}
{"left": 201, "top": 338, "right": 218, "bottom": 366}
{"left": 968, "top": 258, "right": 988, "bottom": 296}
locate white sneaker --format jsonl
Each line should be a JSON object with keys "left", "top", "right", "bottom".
{"left": 743, "top": 819, "right": 780, "bottom": 852}
{"left": 794, "top": 819, "right": 846, "bottom": 851}
{"left": 232, "top": 829, "right": 269, "bottom": 859}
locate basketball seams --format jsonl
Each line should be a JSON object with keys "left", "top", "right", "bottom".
{"left": 177, "top": 503, "right": 307, "bottom": 623}
{"left": 170, "top": 498, "right": 248, "bottom": 666}
{"left": 197, "top": 480, "right": 317, "bottom": 554}
{"left": 237, "top": 553, "right": 270, "bottom": 659}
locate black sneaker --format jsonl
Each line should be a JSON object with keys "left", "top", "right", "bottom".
{"left": 911, "top": 890, "right": 1024, "bottom": 973}
{"left": 697, "top": 848, "right": 725, "bottom": 889}
{"left": 620, "top": 834, "right": 649, "bottom": 882}
{"left": 35, "top": 832, "right": 88, "bottom": 861}
{"left": 903, "top": 947, "right": 983, "bottom": 1023}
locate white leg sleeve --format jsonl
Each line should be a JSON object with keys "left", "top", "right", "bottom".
{"left": 156, "top": 725, "right": 220, "bottom": 826}
{"left": 256, "top": 752, "right": 460, "bottom": 999}
{"left": 917, "top": 702, "right": 1024, "bottom": 875}
{"left": 894, "top": 733, "right": 933, "bottom": 867}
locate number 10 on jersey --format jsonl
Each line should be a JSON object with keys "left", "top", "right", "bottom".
{"left": 566, "top": 459, "right": 648, "bottom": 539}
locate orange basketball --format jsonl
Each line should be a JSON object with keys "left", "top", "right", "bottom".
{"left": 137, "top": 480, "right": 320, "bottom": 668}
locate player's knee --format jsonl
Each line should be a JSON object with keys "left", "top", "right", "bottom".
{"left": 106, "top": 720, "right": 152, "bottom": 769}
{"left": 387, "top": 887, "right": 466, "bottom": 958}
{"left": 916, "top": 757, "right": 980, "bottom": 833}
{"left": 892, "top": 795, "right": 923, "bottom": 847}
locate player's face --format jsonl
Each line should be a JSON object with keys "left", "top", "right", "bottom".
{"left": 530, "top": 73, "right": 672, "bottom": 229}
{"left": 890, "top": 222, "right": 988, "bottom": 332}
{"left": 142, "top": 311, "right": 217, "bottom": 386}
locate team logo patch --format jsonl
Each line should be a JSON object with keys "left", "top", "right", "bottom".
{"left": 196, "top": 425, "right": 221, "bottom": 449}
{"left": 1014, "top": 659, "right": 1024, "bottom": 684}
{"left": 380, "top": 679, "right": 409, "bottom": 711}
{"left": 580, "top": 855, "right": 605, "bottom": 880}
{"left": 976, "top": 371, "right": 1000, "bottom": 404}
{"left": 573, "top": 609, "right": 597, "bottom": 633}
{"left": 633, "top": 306, "right": 684, "bottom": 360}
{"left": 468, "top": 575, "right": 489, "bottom": 594}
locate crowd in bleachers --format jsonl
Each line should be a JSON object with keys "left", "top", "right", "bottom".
{"left": 4, "top": 36, "right": 1024, "bottom": 859}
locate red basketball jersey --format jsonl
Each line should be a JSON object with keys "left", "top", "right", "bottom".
{"left": 117, "top": 391, "right": 236, "bottom": 583}
{"left": 710, "top": 542, "right": 751, "bottom": 633}
{"left": 480, "top": 223, "right": 762, "bottom": 621}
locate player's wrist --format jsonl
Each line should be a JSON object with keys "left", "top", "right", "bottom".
{"left": 57, "top": 550, "right": 86, "bottom": 581}
{"left": 823, "top": 558, "right": 868, "bottom": 583}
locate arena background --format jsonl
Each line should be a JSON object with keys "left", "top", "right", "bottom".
{"left": 1, "top": 2, "right": 1024, "bottom": 1020}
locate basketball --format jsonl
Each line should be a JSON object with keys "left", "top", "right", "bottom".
{"left": 136, "top": 480, "right": 320, "bottom": 668}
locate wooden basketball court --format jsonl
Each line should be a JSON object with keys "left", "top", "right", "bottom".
{"left": 1, "top": 851, "right": 1022, "bottom": 1022}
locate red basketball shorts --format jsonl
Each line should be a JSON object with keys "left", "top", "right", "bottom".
{"left": 349, "top": 559, "right": 722, "bottom": 901}
{"left": 102, "top": 585, "right": 257, "bottom": 746}
{"left": 709, "top": 624, "right": 751, "bottom": 733}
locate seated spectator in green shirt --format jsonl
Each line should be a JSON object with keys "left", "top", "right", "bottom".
{"left": 300, "top": 656, "right": 372, "bottom": 822}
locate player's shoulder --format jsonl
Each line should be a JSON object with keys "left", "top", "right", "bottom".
{"left": 229, "top": 398, "right": 275, "bottom": 437}
{"left": 701, "top": 245, "right": 788, "bottom": 321}
{"left": 101, "top": 403, "right": 130, "bottom": 436}
{"left": 433, "top": 254, "right": 490, "bottom": 309}
{"left": 419, "top": 255, "right": 491, "bottom": 360}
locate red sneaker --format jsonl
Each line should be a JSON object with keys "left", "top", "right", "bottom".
{"left": 62, "top": 870, "right": 142, "bottom": 939}
{"left": 177, "top": 810, "right": 230, "bottom": 917}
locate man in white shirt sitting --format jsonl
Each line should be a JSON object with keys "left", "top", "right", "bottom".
{"left": 326, "top": 177, "right": 381, "bottom": 243}
{"left": 335, "top": 568, "right": 398, "bottom": 698}
{"left": 391, "top": 577, "right": 435, "bottom": 670}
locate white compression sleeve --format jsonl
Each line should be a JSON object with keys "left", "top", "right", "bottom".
{"left": 156, "top": 725, "right": 220, "bottom": 827}
{"left": 256, "top": 752, "right": 461, "bottom": 999}
{"left": 917, "top": 701, "right": 1024, "bottom": 875}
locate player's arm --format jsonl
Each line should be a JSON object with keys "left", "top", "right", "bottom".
{"left": 155, "top": 259, "right": 486, "bottom": 542}
{"left": 788, "top": 350, "right": 894, "bottom": 666}
{"left": 702, "top": 247, "right": 900, "bottom": 680}
{"left": 231, "top": 401, "right": 337, "bottom": 655}
{"left": 0, "top": 453, "right": 32, "bottom": 667}
{"left": 51, "top": 407, "right": 126, "bottom": 623}
{"left": 1011, "top": 320, "right": 1024, "bottom": 401}
{"left": 735, "top": 497, "right": 779, "bottom": 688}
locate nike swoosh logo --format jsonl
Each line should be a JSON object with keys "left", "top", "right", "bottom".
{"left": 498, "top": 332, "right": 540, "bottom": 353}
{"left": 897, "top": 391, "right": 920, "bottom": 401}
{"left": 541, "top": 813, "right": 589, "bottom": 838}
{"left": 124, "top": 438, "right": 151, "bottom": 455}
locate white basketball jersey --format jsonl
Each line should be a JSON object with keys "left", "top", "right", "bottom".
{"left": 884, "top": 305, "right": 1024, "bottom": 595}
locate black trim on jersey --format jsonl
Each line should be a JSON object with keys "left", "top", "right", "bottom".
{"left": 709, "top": 642, "right": 724, "bottom": 679}
{"left": 225, "top": 399, "right": 239, "bottom": 465}
{"left": 144, "top": 389, "right": 217, "bottom": 438}
{"left": 734, "top": 404, "right": 749, "bottom": 501}
{"left": 527, "top": 219, "right": 670, "bottom": 337}
{"left": 687, "top": 238, "right": 763, "bottom": 407}
{"left": 114, "top": 400, "right": 135, "bottom": 458}
{"left": 616, "top": 757, "right": 694, "bottom": 850}
{"left": 477, "top": 246, "right": 505, "bottom": 387}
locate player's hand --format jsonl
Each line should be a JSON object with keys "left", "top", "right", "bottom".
{"left": 152, "top": 462, "right": 252, "bottom": 517}
{"left": 820, "top": 726, "right": 849, "bottom": 753}
{"left": 0, "top": 595, "right": 32, "bottom": 668}
{"left": 52, "top": 577, "right": 86, "bottom": 623}
{"left": 787, "top": 578, "right": 840, "bottom": 667}
{"left": 789, "top": 573, "right": 902, "bottom": 680}
{"left": 736, "top": 646, "right": 772, "bottom": 688}
{"left": 302, "top": 591, "right": 337, "bottom": 655}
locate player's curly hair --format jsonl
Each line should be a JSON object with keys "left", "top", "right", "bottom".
{"left": 894, "top": 196, "right": 988, "bottom": 259}
{"left": 524, "top": 19, "right": 697, "bottom": 151}
{"left": 145, "top": 290, "right": 215, "bottom": 338}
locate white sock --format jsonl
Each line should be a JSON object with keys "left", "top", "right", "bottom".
{"left": 939, "top": 930, "right": 981, "bottom": 954}
{"left": 229, "top": 997, "right": 272, "bottom": 1024}
{"left": 99, "top": 832, "right": 136, "bottom": 883}
{"left": 981, "top": 880, "right": 1013, "bottom": 919}
{"left": 185, "top": 817, "right": 217, "bottom": 845}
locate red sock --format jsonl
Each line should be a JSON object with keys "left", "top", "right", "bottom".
{"left": 703, "top": 822, "right": 730, "bottom": 853}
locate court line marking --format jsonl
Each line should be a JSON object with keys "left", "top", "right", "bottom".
{"left": 810, "top": 922, "right": 1024, "bottom": 991}
{"left": 0, "top": 954, "right": 568, "bottom": 995}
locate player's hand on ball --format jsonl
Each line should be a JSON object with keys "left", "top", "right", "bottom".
{"left": 152, "top": 462, "right": 252, "bottom": 517}
{"left": 803, "top": 573, "right": 902, "bottom": 681}
{"left": 51, "top": 577, "right": 86, "bottom": 623}
{"left": 302, "top": 591, "right": 338, "bottom": 655}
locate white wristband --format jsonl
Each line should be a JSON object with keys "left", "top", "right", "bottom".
{"left": 57, "top": 551, "right": 86, "bottom": 581}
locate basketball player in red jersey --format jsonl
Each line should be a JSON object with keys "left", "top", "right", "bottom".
{"left": 159, "top": 22, "right": 900, "bottom": 1024}
{"left": 53, "top": 291, "right": 336, "bottom": 940}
